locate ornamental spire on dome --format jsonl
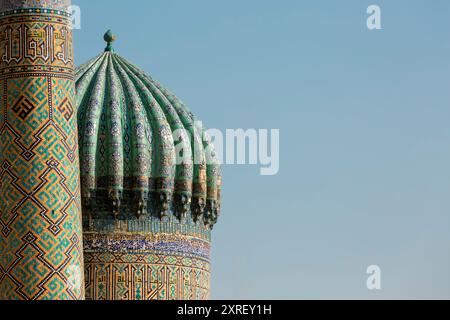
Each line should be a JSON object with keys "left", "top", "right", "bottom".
{"left": 104, "top": 29, "right": 117, "bottom": 52}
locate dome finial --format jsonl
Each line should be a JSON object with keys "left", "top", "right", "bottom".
{"left": 104, "top": 29, "right": 116, "bottom": 52}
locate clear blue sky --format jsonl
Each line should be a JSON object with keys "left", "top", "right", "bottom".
{"left": 74, "top": 0, "right": 450, "bottom": 299}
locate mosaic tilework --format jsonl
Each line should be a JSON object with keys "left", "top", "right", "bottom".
{"left": 0, "top": 5, "right": 84, "bottom": 300}
{"left": 0, "top": 9, "right": 73, "bottom": 74}
{"left": 84, "top": 233, "right": 210, "bottom": 300}
{"left": 84, "top": 217, "right": 212, "bottom": 241}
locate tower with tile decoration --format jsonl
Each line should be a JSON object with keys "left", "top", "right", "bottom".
{"left": 0, "top": 0, "right": 84, "bottom": 300}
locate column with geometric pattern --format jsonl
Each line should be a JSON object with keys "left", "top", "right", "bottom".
{"left": 0, "top": 0, "right": 84, "bottom": 300}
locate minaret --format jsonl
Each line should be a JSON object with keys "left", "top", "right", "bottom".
{"left": 0, "top": 0, "right": 84, "bottom": 300}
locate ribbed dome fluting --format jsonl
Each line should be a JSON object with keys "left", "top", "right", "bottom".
{"left": 76, "top": 50, "right": 221, "bottom": 229}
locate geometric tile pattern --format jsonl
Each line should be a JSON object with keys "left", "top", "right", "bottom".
{"left": 83, "top": 233, "right": 210, "bottom": 300}
{"left": 0, "top": 5, "right": 84, "bottom": 300}
{"left": 12, "top": 95, "right": 36, "bottom": 120}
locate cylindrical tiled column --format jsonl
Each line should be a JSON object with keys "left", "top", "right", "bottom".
{"left": 0, "top": 0, "right": 84, "bottom": 300}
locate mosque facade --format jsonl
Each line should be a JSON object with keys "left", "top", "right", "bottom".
{"left": 0, "top": 0, "right": 221, "bottom": 300}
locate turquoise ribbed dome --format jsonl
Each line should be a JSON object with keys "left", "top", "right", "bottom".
{"left": 75, "top": 35, "right": 221, "bottom": 229}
